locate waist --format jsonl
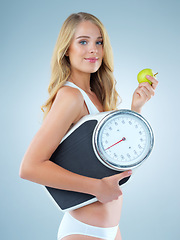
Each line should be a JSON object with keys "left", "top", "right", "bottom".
{"left": 69, "top": 196, "right": 123, "bottom": 228}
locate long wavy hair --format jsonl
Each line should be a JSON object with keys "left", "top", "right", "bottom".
{"left": 41, "top": 12, "right": 121, "bottom": 119}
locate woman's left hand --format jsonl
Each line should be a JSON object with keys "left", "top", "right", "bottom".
{"left": 131, "top": 75, "right": 158, "bottom": 113}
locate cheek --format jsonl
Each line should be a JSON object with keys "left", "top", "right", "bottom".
{"left": 69, "top": 45, "right": 85, "bottom": 58}
{"left": 68, "top": 48, "right": 86, "bottom": 66}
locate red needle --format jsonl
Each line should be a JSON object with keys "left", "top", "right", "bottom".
{"left": 105, "top": 137, "right": 126, "bottom": 151}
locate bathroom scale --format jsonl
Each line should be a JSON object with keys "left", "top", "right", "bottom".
{"left": 45, "top": 109, "right": 154, "bottom": 211}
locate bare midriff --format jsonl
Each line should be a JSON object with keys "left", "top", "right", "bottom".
{"left": 70, "top": 196, "right": 123, "bottom": 228}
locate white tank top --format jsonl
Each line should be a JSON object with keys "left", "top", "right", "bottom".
{"left": 64, "top": 81, "right": 99, "bottom": 115}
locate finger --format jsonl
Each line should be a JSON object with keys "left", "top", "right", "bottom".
{"left": 115, "top": 170, "right": 132, "bottom": 183}
{"left": 136, "top": 87, "right": 149, "bottom": 100}
{"left": 139, "top": 86, "right": 152, "bottom": 99}
{"left": 139, "top": 82, "right": 155, "bottom": 96}
{"left": 139, "top": 82, "right": 155, "bottom": 95}
{"left": 146, "top": 75, "right": 159, "bottom": 90}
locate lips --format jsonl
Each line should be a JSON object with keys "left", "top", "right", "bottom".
{"left": 84, "top": 57, "right": 99, "bottom": 63}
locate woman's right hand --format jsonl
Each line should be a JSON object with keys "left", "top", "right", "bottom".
{"left": 95, "top": 170, "right": 132, "bottom": 203}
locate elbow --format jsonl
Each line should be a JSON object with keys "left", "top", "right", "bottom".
{"left": 19, "top": 159, "right": 34, "bottom": 180}
{"left": 19, "top": 168, "right": 26, "bottom": 180}
{"left": 19, "top": 163, "right": 29, "bottom": 180}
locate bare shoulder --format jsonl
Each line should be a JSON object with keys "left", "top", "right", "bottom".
{"left": 56, "top": 85, "right": 84, "bottom": 107}
{"left": 24, "top": 86, "right": 86, "bottom": 162}
{"left": 46, "top": 85, "right": 85, "bottom": 126}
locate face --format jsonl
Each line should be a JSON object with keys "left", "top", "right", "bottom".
{"left": 66, "top": 21, "right": 104, "bottom": 76}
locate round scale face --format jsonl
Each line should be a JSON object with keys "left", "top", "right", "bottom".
{"left": 94, "top": 111, "right": 153, "bottom": 170}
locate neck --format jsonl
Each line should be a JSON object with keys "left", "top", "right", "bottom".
{"left": 68, "top": 71, "right": 92, "bottom": 93}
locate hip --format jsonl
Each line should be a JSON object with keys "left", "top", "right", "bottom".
{"left": 58, "top": 211, "right": 119, "bottom": 240}
{"left": 69, "top": 195, "right": 123, "bottom": 228}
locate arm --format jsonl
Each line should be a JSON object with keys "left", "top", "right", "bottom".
{"left": 19, "top": 87, "right": 97, "bottom": 195}
{"left": 19, "top": 86, "right": 132, "bottom": 203}
{"left": 131, "top": 75, "right": 158, "bottom": 114}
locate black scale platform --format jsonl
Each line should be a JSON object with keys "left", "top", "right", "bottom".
{"left": 45, "top": 119, "right": 130, "bottom": 211}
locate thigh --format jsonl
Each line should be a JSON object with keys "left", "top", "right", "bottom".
{"left": 115, "top": 227, "right": 122, "bottom": 240}
{"left": 61, "top": 229, "right": 121, "bottom": 240}
{"left": 62, "top": 235, "right": 103, "bottom": 240}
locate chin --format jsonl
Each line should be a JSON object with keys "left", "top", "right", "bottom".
{"left": 86, "top": 66, "right": 101, "bottom": 74}
{"left": 90, "top": 69, "right": 99, "bottom": 73}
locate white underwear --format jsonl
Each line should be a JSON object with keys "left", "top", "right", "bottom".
{"left": 57, "top": 212, "right": 118, "bottom": 240}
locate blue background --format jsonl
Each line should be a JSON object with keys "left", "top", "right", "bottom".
{"left": 1, "top": 0, "right": 180, "bottom": 239}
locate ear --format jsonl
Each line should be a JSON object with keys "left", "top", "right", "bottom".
{"left": 65, "top": 50, "right": 69, "bottom": 57}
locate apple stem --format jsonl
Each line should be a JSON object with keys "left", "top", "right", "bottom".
{"left": 154, "top": 72, "right": 158, "bottom": 76}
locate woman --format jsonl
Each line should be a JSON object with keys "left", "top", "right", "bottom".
{"left": 19, "top": 12, "right": 158, "bottom": 240}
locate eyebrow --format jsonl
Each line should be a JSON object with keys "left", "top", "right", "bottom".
{"left": 76, "top": 36, "right": 103, "bottom": 39}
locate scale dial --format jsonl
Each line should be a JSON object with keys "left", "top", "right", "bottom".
{"left": 93, "top": 110, "right": 154, "bottom": 170}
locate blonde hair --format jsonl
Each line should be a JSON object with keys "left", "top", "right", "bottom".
{"left": 41, "top": 12, "right": 120, "bottom": 119}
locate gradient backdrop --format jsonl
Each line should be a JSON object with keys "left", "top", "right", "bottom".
{"left": 1, "top": 0, "right": 180, "bottom": 239}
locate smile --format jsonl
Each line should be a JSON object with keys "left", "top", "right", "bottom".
{"left": 84, "top": 57, "right": 99, "bottom": 63}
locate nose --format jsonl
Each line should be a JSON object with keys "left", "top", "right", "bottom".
{"left": 88, "top": 42, "right": 98, "bottom": 54}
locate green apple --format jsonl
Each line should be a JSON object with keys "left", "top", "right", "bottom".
{"left": 137, "top": 68, "right": 158, "bottom": 85}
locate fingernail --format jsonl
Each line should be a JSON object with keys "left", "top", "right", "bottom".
{"left": 146, "top": 75, "right": 151, "bottom": 79}
{"left": 128, "top": 170, "right": 132, "bottom": 174}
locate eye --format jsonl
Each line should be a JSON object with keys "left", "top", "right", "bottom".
{"left": 96, "top": 41, "right": 103, "bottom": 45}
{"left": 79, "top": 40, "right": 87, "bottom": 45}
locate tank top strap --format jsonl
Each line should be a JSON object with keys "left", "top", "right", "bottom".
{"left": 63, "top": 81, "right": 99, "bottom": 115}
